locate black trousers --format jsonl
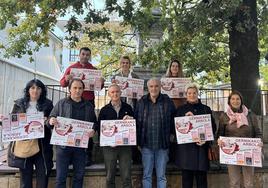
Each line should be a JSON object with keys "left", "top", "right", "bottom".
{"left": 182, "top": 169, "right": 207, "bottom": 188}
{"left": 19, "top": 152, "right": 49, "bottom": 188}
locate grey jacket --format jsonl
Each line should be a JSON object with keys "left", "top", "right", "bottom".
{"left": 49, "top": 97, "right": 98, "bottom": 131}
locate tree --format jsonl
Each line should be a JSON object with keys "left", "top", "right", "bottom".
{"left": 0, "top": 0, "right": 268, "bottom": 113}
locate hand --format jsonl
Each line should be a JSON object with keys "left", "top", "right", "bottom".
{"left": 196, "top": 139, "right": 206, "bottom": 146}
{"left": 65, "top": 74, "right": 73, "bottom": 82}
{"left": 217, "top": 138, "right": 223, "bottom": 147}
{"left": 49, "top": 117, "right": 58, "bottom": 126}
{"left": 185, "top": 111, "right": 194, "bottom": 116}
{"left": 88, "top": 130, "right": 95, "bottom": 138}
{"left": 257, "top": 142, "right": 263, "bottom": 147}
{"left": 123, "top": 115, "right": 133, "bottom": 120}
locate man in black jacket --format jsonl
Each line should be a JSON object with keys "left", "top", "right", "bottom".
{"left": 49, "top": 78, "right": 97, "bottom": 188}
{"left": 98, "top": 84, "right": 134, "bottom": 188}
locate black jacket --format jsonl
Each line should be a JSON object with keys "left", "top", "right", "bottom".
{"left": 10, "top": 98, "right": 54, "bottom": 171}
{"left": 98, "top": 101, "right": 133, "bottom": 132}
{"left": 175, "top": 100, "right": 216, "bottom": 171}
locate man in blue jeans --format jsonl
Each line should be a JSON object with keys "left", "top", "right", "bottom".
{"left": 49, "top": 78, "right": 97, "bottom": 188}
{"left": 135, "top": 78, "right": 176, "bottom": 188}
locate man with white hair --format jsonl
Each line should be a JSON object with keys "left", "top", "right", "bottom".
{"left": 135, "top": 78, "right": 176, "bottom": 188}
{"left": 98, "top": 84, "right": 134, "bottom": 188}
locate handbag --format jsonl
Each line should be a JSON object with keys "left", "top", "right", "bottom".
{"left": 208, "top": 143, "right": 219, "bottom": 161}
{"left": 7, "top": 142, "right": 25, "bottom": 169}
{"left": 13, "top": 139, "right": 40, "bottom": 158}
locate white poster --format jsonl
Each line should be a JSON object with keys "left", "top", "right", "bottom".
{"left": 70, "top": 68, "right": 102, "bottom": 91}
{"left": 50, "top": 117, "right": 94, "bottom": 148}
{"left": 2, "top": 112, "right": 44, "bottom": 142}
{"left": 114, "top": 76, "right": 144, "bottom": 99}
{"left": 100, "top": 119, "right": 136, "bottom": 146}
{"left": 219, "top": 136, "right": 262, "bottom": 167}
{"left": 161, "top": 78, "right": 191, "bottom": 98}
{"left": 174, "top": 114, "right": 214, "bottom": 144}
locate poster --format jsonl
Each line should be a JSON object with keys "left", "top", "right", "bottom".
{"left": 100, "top": 119, "right": 136, "bottom": 146}
{"left": 50, "top": 117, "right": 94, "bottom": 148}
{"left": 114, "top": 76, "right": 144, "bottom": 99}
{"left": 219, "top": 136, "right": 262, "bottom": 167}
{"left": 2, "top": 112, "right": 44, "bottom": 142}
{"left": 161, "top": 78, "right": 191, "bottom": 98}
{"left": 70, "top": 68, "right": 102, "bottom": 91}
{"left": 174, "top": 114, "right": 214, "bottom": 144}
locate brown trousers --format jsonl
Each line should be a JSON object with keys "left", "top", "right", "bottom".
{"left": 228, "top": 165, "right": 254, "bottom": 188}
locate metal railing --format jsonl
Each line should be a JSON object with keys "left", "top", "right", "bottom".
{"left": 46, "top": 85, "right": 268, "bottom": 115}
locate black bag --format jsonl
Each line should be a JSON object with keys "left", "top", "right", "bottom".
{"left": 7, "top": 142, "right": 26, "bottom": 169}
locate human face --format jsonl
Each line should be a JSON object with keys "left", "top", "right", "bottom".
{"left": 170, "top": 62, "right": 179, "bottom": 76}
{"left": 29, "top": 84, "right": 42, "bottom": 101}
{"left": 120, "top": 58, "right": 130, "bottom": 73}
{"left": 108, "top": 86, "right": 121, "bottom": 102}
{"left": 69, "top": 81, "right": 84, "bottom": 101}
{"left": 148, "top": 80, "right": 160, "bottom": 99}
{"left": 186, "top": 88, "right": 198, "bottom": 103}
{"left": 79, "top": 49, "right": 91, "bottom": 64}
{"left": 229, "top": 94, "right": 242, "bottom": 110}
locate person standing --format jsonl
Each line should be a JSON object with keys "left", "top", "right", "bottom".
{"left": 175, "top": 83, "right": 216, "bottom": 188}
{"left": 98, "top": 84, "right": 134, "bottom": 188}
{"left": 112, "top": 55, "right": 141, "bottom": 163}
{"left": 135, "top": 78, "right": 176, "bottom": 188}
{"left": 10, "top": 79, "right": 54, "bottom": 188}
{"left": 217, "top": 91, "right": 263, "bottom": 188}
{"left": 49, "top": 79, "right": 97, "bottom": 188}
{"left": 60, "top": 47, "right": 104, "bottom": 166}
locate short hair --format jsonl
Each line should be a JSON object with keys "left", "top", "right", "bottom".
{"left": 108, "top": 83, "right": 121, "bottom": 92}
{"left": 79, "top": 47, "right": 91, "bottom": 54}
{"left": 147, "top": 78, "right": 161, "bottom": 87}
{"left": 68, "top": 78, "right": 85, "bottom": 90}
{"left": 120, "top": 55, "right": 131, "bottom": 64}
{"left": 227, "top": 90, "right": 244, "bottom": 109}
{"left": 185, "top": 83, "right": 199, "bottom": 94}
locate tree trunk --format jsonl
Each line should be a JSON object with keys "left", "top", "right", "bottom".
{"left": 229, "top": 0, "right": 261, "bottom": 114}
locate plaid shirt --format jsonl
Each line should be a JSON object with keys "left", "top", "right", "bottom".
{"left": 144, "top": 101, "right": 162, "bottom": 149}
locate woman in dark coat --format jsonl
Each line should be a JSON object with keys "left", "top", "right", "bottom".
{"left": 175, "top": 83, "right": 216, "bottom": 188}
{"left": 10, "top": 79, "right": 53, "bottom": 188}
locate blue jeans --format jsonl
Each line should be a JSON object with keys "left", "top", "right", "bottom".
{"left": 56, "top": 146, "right": 86, "bottom": 188}
{"left": 141, "top": 147, "right": 169, "bottom": 188}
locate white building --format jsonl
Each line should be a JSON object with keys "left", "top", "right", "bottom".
{"left": 0, "top": 26, "right": 64, "bottom": 114}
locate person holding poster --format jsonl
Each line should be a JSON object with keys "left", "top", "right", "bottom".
{"left": 112, "top": 55, "right": 141, "bottom": 164}
{"left": 49, "top": 79, "right": 97, "bottom": 188}
{"left": 164, "top": 59, "right": 186, "bottom": 108}
{"left": 60, "top": 47, "right": 104, "bottom": 166}
{"left": 112, "top": 55, "right": 140, "bottom": 108}
{"left": 217, "top": 91, "right": 262, "bottom": 188}
{"left": 98, "top": 84, "right": 134, "bottom": 188}
{"left": 9, "top": 79, "right": 53, "bottom": 188}
{"left": 135, "top": 78, "right": 176, "bottom": 188}
{"left": 175, "top": 83, "right": 216, "bottom": 188}
{"left": 163, "top": 59, "right": 187, "bottom": 163}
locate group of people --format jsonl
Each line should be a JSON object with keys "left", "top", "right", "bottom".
{"left": 8, "top": 47, "right": 263, "bottom": 188}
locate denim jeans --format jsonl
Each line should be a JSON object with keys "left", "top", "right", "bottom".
{"left": 56, "top": 146, "right": 86, "bottom": 188}
{"left": 141, "top": 147, "right": 169, "bottom": 188}
{"left": 103, "top": 146, "right": 132, "bottom": 188}
{"left": 19, "top": 151, "right": 49, "bottom": 188}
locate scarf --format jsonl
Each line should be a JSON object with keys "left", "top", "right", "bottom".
{"left": 226, "top": 105, "right": 249, "bottom": 128}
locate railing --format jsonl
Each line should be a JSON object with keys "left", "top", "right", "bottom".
{"left": 45, "top": 85, "right": 268, "bottom": 115}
